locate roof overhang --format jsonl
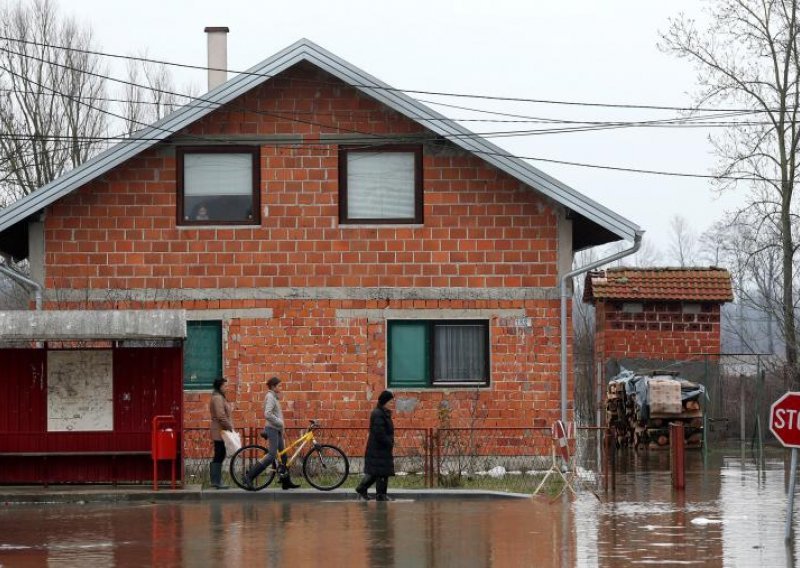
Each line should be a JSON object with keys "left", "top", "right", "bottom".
{"left": 0, "top": 310, "right": 186, "bottom": 341}
{"left": 0, "top": 39, "right": 641, "bottom": 256}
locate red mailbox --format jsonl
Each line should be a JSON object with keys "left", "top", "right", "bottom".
{"left": 151, "top": 415, "right": 178, "bottom": 490}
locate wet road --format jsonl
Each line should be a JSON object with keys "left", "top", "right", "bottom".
{"left": 0, "top": 449, "right": 797, "bottom": 567}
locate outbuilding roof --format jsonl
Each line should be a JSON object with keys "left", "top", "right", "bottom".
{"left": 583, "top": 267, "right": 734, "bottom": 303}
{"left": 0, "top": 39, "right": 641, "bottom": 258}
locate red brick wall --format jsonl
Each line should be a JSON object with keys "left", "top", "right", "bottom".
{"left": 40, "top": 62, "right": 570, "bottom": 432}
{"left": 178, "top": 299, "right": 564, "bottom": 431}
{"left": 595, "top": 301, "right": 722, "bottom": 363}
{"left": 43, "top": 62, "right": 558, "bottom": 291}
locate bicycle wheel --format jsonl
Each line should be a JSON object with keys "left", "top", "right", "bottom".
{"left": 302, "top": 444, "right": 349, "bottom": 491}
{"left": 229, "top": 444, "right": 277, "bottom": 491}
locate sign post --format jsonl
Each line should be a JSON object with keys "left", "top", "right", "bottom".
{"left": 769, "top": 392, "right": 800, "bottom": 541}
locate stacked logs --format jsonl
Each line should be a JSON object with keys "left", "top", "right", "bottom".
{"left": 606, "top": 372, "right": 704, "bottom": 450}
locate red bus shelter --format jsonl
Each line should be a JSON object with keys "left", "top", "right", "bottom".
{"left": 0, "top": 310, "right": 185, "bottom": 484}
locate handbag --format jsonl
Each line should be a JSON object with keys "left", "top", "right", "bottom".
{"left": 220, "top": 430, "right": 242, "bottom": 458}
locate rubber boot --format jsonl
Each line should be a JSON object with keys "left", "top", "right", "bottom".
{"left": 244, "top": 460, "right": 269, "bottom": 490}
{"left": 209, "top": 463, "right": 229, "bottom": 490}
{"left": 355, "top": 474, "right": 374, "bottom": 500}
{"left": 375, "top": 476, "right": 391, "bottom": 501}
{"left": 279, "top": 467, "right": 301, "bottom": 490}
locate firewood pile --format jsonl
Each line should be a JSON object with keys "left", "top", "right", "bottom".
{"left": 606, "top": 370, "right": 704, "bottom": 450}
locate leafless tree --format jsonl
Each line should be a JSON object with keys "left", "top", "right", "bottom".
{"left": 667, "top": 214, "right": 699, "bottom": 267}
{"left": 662, "top": 0, "right": 800, "bottom": 387}
{"left": 120, "top": 53, "right": 186, "bottom": 136}
{"left": 703, "top": 205, "right": 794, "bottom": 362}
{"left": 0, "top": 0, "right": 108, "bottom": 205}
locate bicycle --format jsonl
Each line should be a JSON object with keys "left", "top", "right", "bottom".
{"left": 229, "top": 420, "right": 349, "bottom": 491}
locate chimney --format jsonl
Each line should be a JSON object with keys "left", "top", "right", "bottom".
{"left": 204, "top": 26, "right": 229, "bottom": 91}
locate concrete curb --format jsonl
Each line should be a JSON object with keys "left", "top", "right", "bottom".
{"left": 0, "top": 486, "right": 531, "bottom": 505}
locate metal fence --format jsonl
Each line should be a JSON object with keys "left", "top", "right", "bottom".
{"left": 183, "top": 425, "right": 608, "bottom": 495}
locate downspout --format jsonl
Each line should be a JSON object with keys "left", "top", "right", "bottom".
{"left": 560, "top": 231, "right": 643, "bottom": 424}
{"left": 0, "top": 257, "right": 43, "bottom": 310}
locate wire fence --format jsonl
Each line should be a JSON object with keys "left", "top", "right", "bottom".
{"left": 183, "top": 425, "right": 608, "bottom": 495}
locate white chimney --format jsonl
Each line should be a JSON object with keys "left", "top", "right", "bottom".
{"left": 204, "top": 26, "right": 229, "bottom": 91}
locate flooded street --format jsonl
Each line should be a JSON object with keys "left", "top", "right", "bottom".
{"left": 0, "top": 449, "right": 798, "bottom": 567}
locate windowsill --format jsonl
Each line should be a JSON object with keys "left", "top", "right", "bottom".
{"left": 390, "top": 383, "right": 491, "bottom": 390}
{"left": 338, "top": 224, "right": 424, "bottom": 229}
{"left": 176, "top": 224, "right": 260, "bottom": 230}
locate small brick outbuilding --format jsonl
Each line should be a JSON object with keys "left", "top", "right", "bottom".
{"left": 584, "top": 267, "right": 734, "bottom": 378}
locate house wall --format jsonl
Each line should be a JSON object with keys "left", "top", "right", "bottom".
{"left": 39, "top": 62, "right": 571, "bottom": 432}
{"left": 595, "top": 300, "right": 722, "bottom": 366}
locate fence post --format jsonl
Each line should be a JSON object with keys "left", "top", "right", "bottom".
{"left": 670, "top": 422, "right": 685, "bottom": 490}
{"left": 427, "top": 428, "right": 433, "bottom": 489}
{"left": 603, "top": 427, "right": 613, "bottom": 493}
{"left": 434, "top": 430, "right": 440, "bottom": 488}
{"left": 424, "top": 428, "right": 429, "bottom": 488}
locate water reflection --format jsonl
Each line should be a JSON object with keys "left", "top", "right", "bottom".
{"left": 1, "top": 450, "right": 799, "bottom": 567}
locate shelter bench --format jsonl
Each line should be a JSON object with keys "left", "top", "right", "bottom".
{"left": 0, "top": 450, "right": 152, "bottom": 487}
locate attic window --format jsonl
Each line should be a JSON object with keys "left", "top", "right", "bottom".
{"left": 621, "top": 302, "right": 643, "bottom": 314}
{"left": 177, "top": 146, "right": 260, "bottom": 225}
{"left": 339, "top": 145, "right": 423, "bottom": 224}
{"left": 682, "top": 302, "right": 702, "bottom": 314}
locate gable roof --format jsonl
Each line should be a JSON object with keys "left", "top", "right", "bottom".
{"left": 583, "top": 267, "right": 734, "bottom": 303}
{"left": 0, "top": 38, "right": 640, "bottom": 256}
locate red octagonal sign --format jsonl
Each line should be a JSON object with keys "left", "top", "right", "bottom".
{"left": 770, "top": 392, "right": 800, "bottom": 448}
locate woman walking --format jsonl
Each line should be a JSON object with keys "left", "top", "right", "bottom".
{"left": 209, "top": 377, "right": 233, "bottom": 489}
{"left": 244, "top": 376, "right": 300, "bottom": 490}
{"left": 356, "top": 390, "right": 395, "bottom": 501}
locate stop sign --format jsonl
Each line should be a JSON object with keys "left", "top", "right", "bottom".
{"left": 770, "top": 392, "right": 800, "bottom": 447}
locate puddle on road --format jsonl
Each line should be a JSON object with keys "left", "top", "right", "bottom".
{"left": 0, "top": 449, "right": 798, "bottom": 567}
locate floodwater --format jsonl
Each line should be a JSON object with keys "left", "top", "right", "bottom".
{"left": 0, "top": 449, "right": 798, "bottom": 567}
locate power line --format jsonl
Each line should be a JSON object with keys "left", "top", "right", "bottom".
{"left": 0, "top": 44, "right": 781, "bottom": 182}
{"left": 0, "top": 87, "right": 770, "bottom": 126}
{"left": 0, "top": 44, "right": 773, "bottom": 142}
{"left": 0, "top": 131, "right": 778, "bottom": 182}
{"left": 0, "top": 34, "right": 775, "bottom": 114}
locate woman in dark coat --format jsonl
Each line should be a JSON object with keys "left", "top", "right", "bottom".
{"left": 356, "top": 390, "right": 395, "bottom": 501}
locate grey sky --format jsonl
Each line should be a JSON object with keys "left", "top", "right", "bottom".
{"left": 57, "top": 0, "right": 740, "bottom": 255}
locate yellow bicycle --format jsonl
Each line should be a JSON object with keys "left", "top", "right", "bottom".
{"left": 229, "top": 420, "right": 349, "bottom": 491}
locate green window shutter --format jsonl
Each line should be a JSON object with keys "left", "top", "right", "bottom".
{"left": 388, "top": 321, "right": 429, "bottom": 388}
{"left": 184, "top": 321, "right": 222, "bottom": 390}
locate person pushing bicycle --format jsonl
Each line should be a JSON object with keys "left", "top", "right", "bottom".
{"left": 244, "top": 376, "right": 300, "bottom": 490}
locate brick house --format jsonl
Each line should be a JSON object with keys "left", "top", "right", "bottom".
{"left": 584, "top": 267, "right": 734, "bottom": 379}
{"left": 0, "top": 38, "right": 641, "bottom": 450}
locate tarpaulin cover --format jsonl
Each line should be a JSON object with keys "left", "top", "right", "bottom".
{"left": 608, "top": 367, "right": 705, "bottom": 422}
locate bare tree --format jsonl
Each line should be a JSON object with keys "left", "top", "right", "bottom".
{"left": 0, "top": 0, "right": 108, "bottom": 204}
{"left": 662, "top": 1, "right": 800, "bottom": 387}
{"left": 667, "top": 214, "right": 699, "bottom": 267}
{"left": 120, "top": 53, "right": 186, "bottom": 135}
{"left": 703, "top": 204, "right": 794, "bottom": 359}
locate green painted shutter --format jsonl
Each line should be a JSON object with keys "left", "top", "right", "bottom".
{"left": 184, "top": 321, "right": 222, "bottom": 390}
{"left": 388, "top": 321, "right": 429, "bottom": 387}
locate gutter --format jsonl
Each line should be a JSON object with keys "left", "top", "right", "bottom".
{"left": 0, "top": 256, "right": 43, "bottom": 310}
{"left": 559, "top": 231, "right": 643, "bottom": 424}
